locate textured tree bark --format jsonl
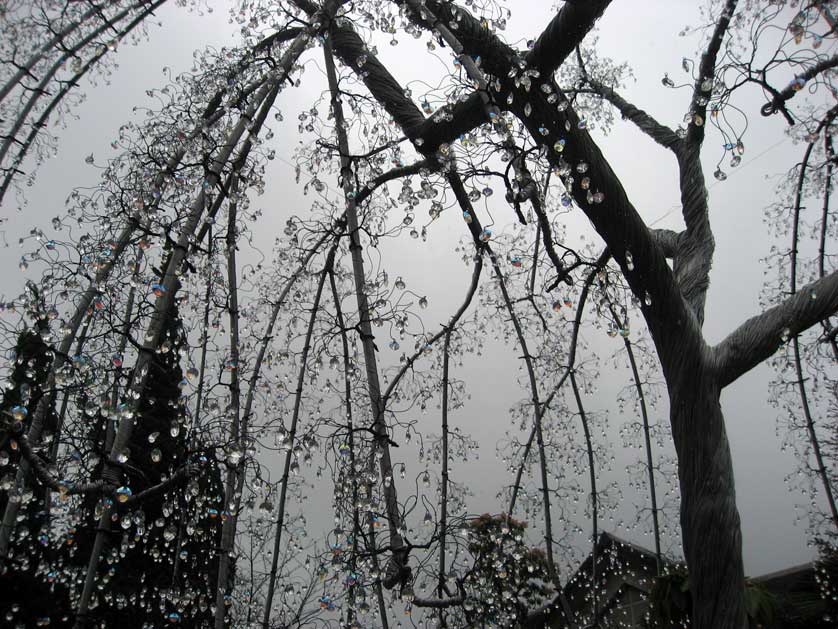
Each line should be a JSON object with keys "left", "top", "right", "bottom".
{"left": 525, "top": 0, "right": 610, "bottom": 76}
{"left": 669, "top": 353, "right": 746, "bottom": 629}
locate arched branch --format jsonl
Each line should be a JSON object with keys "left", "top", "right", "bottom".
{"left": 610, "top": 304, "right": 662, "bottom": 573}
{"left": 261, "top": 245, "right": 336, "bottom": 629}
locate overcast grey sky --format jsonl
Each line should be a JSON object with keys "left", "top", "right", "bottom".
{"left": 1, "top": 0, "right": 828, "bottom": 584}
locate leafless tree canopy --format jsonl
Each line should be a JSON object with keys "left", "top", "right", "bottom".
{"left": 0, "top": 1, "right": 837, "bottom": 628}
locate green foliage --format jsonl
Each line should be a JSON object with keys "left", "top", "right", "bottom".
{"left": 646, "top": 551, "right": 838, "bottom": 629}
{"left": 744, "top": 582, "right": 778, "bottom": 627}
{"left": 646, "top": 565, "right": 691, "bottom": 629}
{"left": 646, "top": 567, "right": 780, "bottom": 629}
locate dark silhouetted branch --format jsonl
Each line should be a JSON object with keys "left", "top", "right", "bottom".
{"left": 526, "top": 0, "right": 611, "bottom": 76}
{"left": 762, "top": 53, "right": 838, "bottom": 117}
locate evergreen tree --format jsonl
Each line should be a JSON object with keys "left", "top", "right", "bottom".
{"left": 0, "top": 292, "right": 72, "bottom": 627}
{"left": 9, "top": 265, "right": 229, "bottom": 627}
{"left": 73, "top": 271, "right": 224, "bottom": 626}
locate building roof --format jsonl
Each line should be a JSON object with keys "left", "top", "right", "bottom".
{"left": 527, "top": 531, "right": 669, "bottom": 628}
{"left": 752, "top": 562, "right": 816, "bottom": 590}
{"left": 531, "top": 532, "right": 835, "bottom": 629}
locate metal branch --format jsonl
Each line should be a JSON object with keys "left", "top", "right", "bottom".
{"left": 722, "top": 110, "right": 838, "bottom": 530}
{"left": 0, "top": 1, "right": 168, "bottom": 173}
{"left": 216, "top": 173, "right": 246, "bottom": 624}
{"left": 412, "top": 594, "right": 465, "bottom": 609}
{"left": 437, "top": 327, "right": 452, "bottom": 628}
{"left": 445, "top": 170, "right": 560, "bottom": 588}
{"left": 762, "top": 53, "right": 838, "bottom": 118}
{"left": 819, "top": 134, "right": 838, "bottom": 360}
{"left": 610, "top": 305, "right": 662, "bottom": 573}
{"left": 509, "top": 250, "right": 610, "bottom": 514}
{"left": 323, "top": 33, "right": 409, "bottom": 590}
{"left": 687, "top": 0, "right": 738, "bottom": 145}
{"left": 382, "top": 253, "right": 483, "bottom": 405}
{"left": 328, "top": 259, "right": 364, "bottom": 629}
{"left": 569, "top": 369, "right": 598, "bottom": 622}
{"left": 261, "top": 246, "right": 335, "bottom": 629}
{"left": 0, "top": 1, "right": 134, "bottom": 105}
{"left": 122, "top": 462, "right": 198, "bottom": 505}
{"left": 354, "top": 159, "right": 437, "bottom": 206}
{"left": 192, "top": 225, "right": 214, "bottom": 431}
{"left": 0, "top": 33, "right": 272, "bottom": 560}
{"left": 75, "top": 64, "right": 285, "bottom": 629}
{"left": 209, "top": 17, "right": 341, "bottom": 625}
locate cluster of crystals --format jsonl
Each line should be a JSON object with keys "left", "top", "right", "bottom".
{"left": 0, "top": 21, "right": 319, "bottom": 624}
{"left": 456, "top": 514, "right": 554, "bottom": 626}
{"left": 0, "top": 0, "right": 204, "bottom": 205}
{"left": 5, "top": 0, "right": 838, "bottom": 627}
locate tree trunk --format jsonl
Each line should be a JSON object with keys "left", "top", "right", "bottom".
{"left": 669, "top": 359, "right": 746, "bottom": 629}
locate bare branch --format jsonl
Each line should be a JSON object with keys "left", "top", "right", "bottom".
{"left": 16, "top": 432, "right": 111, "bottom": 496}
{"left": 715, "top": 270, "right": 838, "bottom": 388}
{"left": 382, "top": 242, "right": 483, "bottom": 405}
{"left": 762, "top": 53, "right": 838, "bottom": 118}
{"left": 323, "top": 35, "right": 409, "bottom": 591}
{"left": 261, "top": 247, "right": 335, "bottom": 628}
{"left": 0, "top": 1, "right": 168, "bottom": 171}
{"left": 355, "top": 159, "right": 437, "bottom": 206}
{"left": 569, "top": 369, "right": 598, "bottom": 620}
{"left": 609, "top": 304, "right": 662, "bottom": 573}
{"left": 526, "top": 0, "right": 611, "bottom": 76}
{"left": 509, "top": 249, "right": 610, "bottom": 515}
{"left": 123, "top": 463, "right": 197, "bottom": 505}
{"left": 687, "top": 0, "right": 738, "bottom": 145}
{"left": 0, "top": 2, "right": 119, "bottom": 105}
{"left": 445, "top": 169, "right": 561, "bottom": 587}
{"left": 412, "top": 595, "right": 465, "bottom": 609}
{"left": 583, "top": 79, "right": 681, "bottom": 151}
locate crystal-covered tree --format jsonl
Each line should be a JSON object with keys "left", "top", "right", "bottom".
{"left": 0, "top": 3, "right": 837, "bottom": 629}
